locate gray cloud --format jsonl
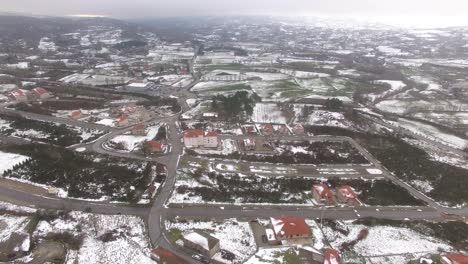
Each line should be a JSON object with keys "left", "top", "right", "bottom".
{"left": 2, "top": 0, "right": 468, "bottom": 27}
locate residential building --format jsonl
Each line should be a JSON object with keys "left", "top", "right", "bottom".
{"left": 116, "top": 115, "right": 129, "bottom": 127}
{"left": 243, "top": 125, "right": 257, "bottom": 135}
{"left": 182, "top": 231, "right": 220, "bottom": 258}
{"left": 183, "top": 129, "right": 204, "bottom": 148}
{"left": 324, "top": 249, "right": 341, "bottom": 264}
{"left": 270, "top": 216, "right": 311, "bottom": 240}
{"left": 69, "top": 110, "right": 82, "bottom": 120}
{"left": 261, "top": 124, "right": 274, "bottom": 136}
{"left": 32, "top": 87, "right": 52, "bottom": 99}
{"left": 203, "top": 131, "right": 219, "bottom": 148}
{"left": 292, "top": 123, "right": 305, "bottom": 135}
{"left": 132, "top": 124, "right": 146, "bottom": 135}
{"left": 183, "top": 129, "right": 218, "bottom": 148}
{"left": 243, "top": 137, "right": 256, "bottom": 151}
{"left": 145, "top": 140, "right": 165, "bottom": 153}
{"left": 336, "top": 185, "right": 358, "bottom": 206}
{"left": 151, "top": 246, "right": 188, "bottom": 264}
{"left": 8, "top": 89, "right": 27, "bottom": 102}
{"left": 312, "top": 184, "right": 334, "bottom": 204}
{"left": 441, "top": 253, "right": 468, "bottom": 264}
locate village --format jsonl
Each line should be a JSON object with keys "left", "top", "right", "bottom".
{"left": 0, "top": 13, "right": 467, "bottom": 264}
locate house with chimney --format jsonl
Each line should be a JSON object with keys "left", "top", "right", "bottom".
{"left": 116, "top": 115, "right": 129, "bottom": 127}
{"left": 270, "top": 216, "right": 311, "bottom": 241}
{"left": 132, "top": 124, "right": 146, "bottom": 135}
{"left": 8, "top": 89, "right": 27, "bottom": 102}
{"left": 144, "top": 140, "right": 165, "bottom": 153}
{"left": 312, "top": 184, "right": 334, "bottom": 204}
{"left": 336, "top": 185, "right": 359, "bottom": 206}
{"left": 32, "top": 87, "right": 52, "bottom": 100}
{"left": 69, "top": 110, "right": 82, "bottom": 120}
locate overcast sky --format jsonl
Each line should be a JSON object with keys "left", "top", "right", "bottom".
{"left": 2, "top": 0, "right": 468, "bottom": 27}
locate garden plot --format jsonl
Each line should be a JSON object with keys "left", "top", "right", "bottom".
{"left": 32, "top": 212, "right": 153, "bottom": 264}
{"left": 251, "top": 103, "right": 287, "bottom": 123}
{"left": 109, "top": 125, "right": 160, "bottom": 152}
{"left": 166, "top": 218, "right": 255, "bottom": 264}
{"left": 245, "top": 247, "right": 295, "bottom": 264}
{"left": 322, "top": 220, "right": 452, "bottom": 263}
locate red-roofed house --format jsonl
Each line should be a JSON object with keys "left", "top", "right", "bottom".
{"left": 441, "top": 253, "right": 468, "bottom": 264}
{"left": 32, "top": 87, "right": 52, "bottom": 99}
{"left": 336, "top": 185, "right": 358, "bottom": 206}
{"left": 132, "top": 124, "right": 146, "bottom": 135}
{"left": 324, "top": 249, "right": 341, "bottom": 264}
{"left": 183, "top": 129, "right": 204, "bottom": 148}
{"left": 261, "top": 124, "right": 274, "bottom": 136}
{"left": 116, "top": 115, "right": 129, "bottom": 127}
{"left": 292, "top": 123, "right": 305, "bottom": 135}
{"left": 151, "top": 246, "right": 188, "bottom": 264}
{"left": 270, "top": 216, "right": 311, "bottom": 240}
{"left": 312, "top": 184, "right": 334, "bottom": 204}
{"left": 145, "top": 140, "right": 165, "bottom": 153}
{"left": 8, "top": 89, "right": 27, "bottom": 102}
{"left": 243, "top": 137, "right": 256, "bottom": 151}
{"left": 69, "top": 110, "right": 82, "bottom": 120}
{"left": 203, "top": 131, "right": 219, "bottom": 148}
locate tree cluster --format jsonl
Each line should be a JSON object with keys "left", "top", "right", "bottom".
{"left": 211, "top": 91, "right": 258, "bottom": 120}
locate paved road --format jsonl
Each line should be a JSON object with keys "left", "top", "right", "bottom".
{"left": 0, "top": 185, "right": 148, "bottom": 217}
{"left": 166, "top": 205, "right": 444, "bottom": 221}
{"left": 0, "top": 106, "right": 115, "bottom": 132}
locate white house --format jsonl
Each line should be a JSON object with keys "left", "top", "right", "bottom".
{"left": 184, "top": 129, "right": 219, "bottom": 148}
{"left": 203, "top": 131, "right": 219, "bottom": 148}
{"left": 183, "top": 129, "right": 204, "bottom": 148}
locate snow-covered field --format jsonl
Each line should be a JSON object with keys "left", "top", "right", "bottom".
{"left": 35, "top": 212, "right": 153, "bottom": 264}
{"left": 251, "top": 103, "right": 287, "bottom": 123}
{"left": 396, "top": 118, "right": 468, "bottom": 149}
{"left": 109, "top": 125, "right": 160, "bottom": 151}
{"left": 0, "top": 151, "right": 30, "bottom": 174}
{"left": 166, "top": 218, "right": 256, "bottom": 264}
{"left": 322, "top": 221, "right": 452, "bottom": 263}
{"left": 369, "top": 80, "right": 407, "bottom": 101}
